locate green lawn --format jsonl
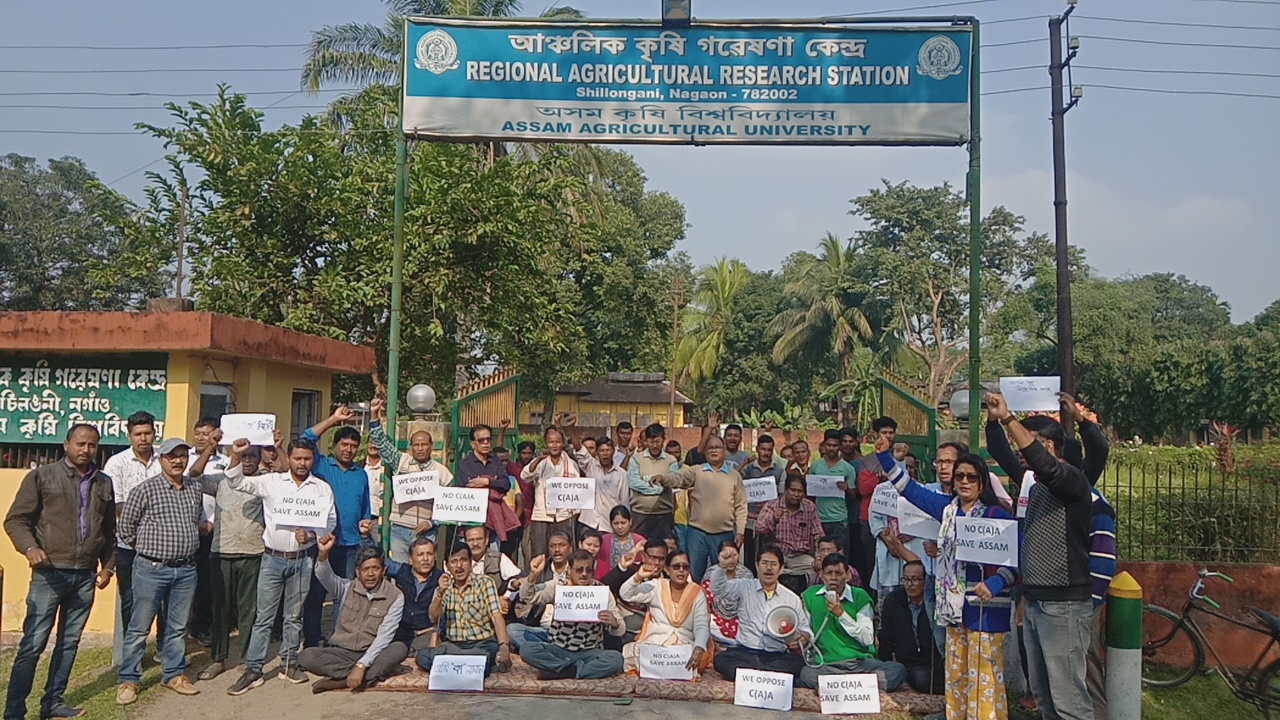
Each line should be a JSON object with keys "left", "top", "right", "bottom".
{"left": 0, "top": 644, "right": 161, "bottom": 720}
{"left": 1142, "top": 674, "right": 1265, "bottom": 720}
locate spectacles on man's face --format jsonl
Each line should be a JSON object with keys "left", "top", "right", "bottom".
{"left": 473, "top": 436, "right": 492, "bottom": 444}
{"left": 933, "top": 459, "right": 955, "bottom": 468}
{"left": 902, "top": 576, "right": 926, "bottom": 585}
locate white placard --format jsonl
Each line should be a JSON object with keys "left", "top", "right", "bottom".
{"left": 734, "top": 668, "right": 793, "bottom": 712}
{"left": 392, "top": 470, "right": 440, "bottom": 505}
{"left": 1000, "top": 376, "right": 1062, "bottom": 413}
{"left": 545, "top": 476, "right": 595, "bottom": 511}
{"left": 637, "top": 644, "right": 695, "bottom": 681}
{"left": 818, "top": 674, "right": 882, "bottom": 715}
{"left": 427, "top": 654, "right": 487, "bottom": 692}
{"left": 806, "top": 474, "right": 845, "bottom": 499}
{"left": 266, "top": 495, "right": 333, "bottom": 531}
{"left": 552, "top": 584, "right": 611, "bottom": 622}
{"left": 218, "top": 413, "right": 275, "bottom": 446}
{"left": 1016, "top": 470, "right": 1036, "bottom": 518}
{"left": 897, "top": 496, "right": 941, "bottom": 538}
{"left": 432, "top": 487, "right": 488, "bottom": 525}
{"left": 743, "top": 476, "right": 779, "bottom": 504}
{"left": 955, "top": 516, "right": 1020, "bottom": 567}
{"left": 870, "top": 483, "right": 899, "bottom": 518}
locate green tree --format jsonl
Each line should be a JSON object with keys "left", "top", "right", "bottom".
{"left": 0, "top": 153, "right": 172, "bottom": 311}
{"left": 677, "top": 258, "right": 751, "bottom": 383}
{"left": 849, "top": 180, "right": 1049, "bottom": 406}
{"left": 769, "top": 232, "right": 889, "bottom": 425}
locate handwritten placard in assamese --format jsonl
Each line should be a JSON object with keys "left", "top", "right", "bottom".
{"left": 743, "top": 475, "right": 779, "bottom": 504}
{"left": 432, "top": 487, "right": 488, "bottom": 525}
{"left": 734, "top": 668, "right": 794, "bottom": 711}
{"left": 806, "top": 474, "right": 845, "bottom": 498}
{"left": 954, "top": 516, "right": 1020, "bottom": 567}
{"left": 426, "top": 654, "right": 487, "bottom": 692}
{"left": 545, "top": 476, "right": 595, "bottom": 510}
{"left": 897, "top": 496, "right": 941, "bottom": 538}
{"left": 392, "top": 470, "right": 440, "bottom": 505}
{"left": 552, "top": 584, "right": 611, "bottom": 622}
{"left": 637, "top": 644, "right": 695, "bottom": 681}
{"left": 818, "top": 674, "right": 881, "bottom": 715}
{"left": 999, "top": 376, "right": 1061, "bottom": 413}
{"left": 218, "top": 413, "right": 275, "bottom": 446}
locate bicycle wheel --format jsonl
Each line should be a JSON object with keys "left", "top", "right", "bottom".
{"left": 1141, "top": 604, "right": 1204, "bottom": 688}
{"left": 1257, "top": 658, "right": 1280, "bottom": 720}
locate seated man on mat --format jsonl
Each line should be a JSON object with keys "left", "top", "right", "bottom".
{"left": 518, "top": 550, "right": 627, "bottom": 680}
{"left": 798, "top": 552, "right": 906, "bottom": 691}
{"left": 299, "top": 535, "right": 404, "bottom": 693}
{"left": 708, "top": 544, "right": 812, "bottom": 679}
{"left": 878, "top": 560, "right": 945, "bottom": 694}
{"left": 416, "top": 544, "right": 512, "bottom": 677}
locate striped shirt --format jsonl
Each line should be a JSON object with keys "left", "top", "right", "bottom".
{"left": 1089, "top": 489, "right": 1117, "bottom": 607}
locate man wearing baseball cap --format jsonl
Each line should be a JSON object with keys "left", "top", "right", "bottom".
{"left": 116, "top": 437, "right": 214, "bottom": 705}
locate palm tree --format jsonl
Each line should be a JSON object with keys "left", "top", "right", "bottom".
{"left": 769, "top": 232, "right": 880, "bottom": 426}
{"left": 677, "top": 258, "right": 751, "bottom": 383}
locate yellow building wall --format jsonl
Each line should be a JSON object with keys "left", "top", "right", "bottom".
{"left": 2, "top": 353, "right": 336, "bottom": 633}
{"left": 520, "top": 396, "right": 684, "bottom": 428}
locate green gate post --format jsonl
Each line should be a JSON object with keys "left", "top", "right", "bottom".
{"left": 966, "top": 19, "right": 983, "bottom": 451}
{"left": 381, "top": 128, "right": 408, "bottom": 554}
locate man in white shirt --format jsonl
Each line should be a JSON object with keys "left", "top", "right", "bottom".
{"left": 221, "top": 438, "right": 337, "bottom": 695}
{"left": 566, "top": 416, "right": 631, "bottom": 534}
{"left": 708, "top": 544, "right": 811, "bottom": 679}
{"left": 103, "top": 411, "right": 162, "bottom": 669}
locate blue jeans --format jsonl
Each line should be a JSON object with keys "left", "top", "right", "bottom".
{"left": 505, "top": 623, "right": 548, "bottom": 652}
{"left": 119, "top": 558, "right": 197, "bottom": 685}
{"left": 111, "top": 546, "right": 164, "bottom": 668}
{"left": 389, "top": 524, "right": 435, "bottom": 564}
{"left": 246, "top": 552, "right": 313, "bottom": 672}
{"left": 686, "top": 526, "right": 735, "bottom": 583}
{"left": 304, "top": 545, "right": 356, "bottom": 647}
{"left": 519, "top": 642, "right": 623, "bottom": 679}
{"left": 798, "top": 656, "right": 908, "bottom": 690}
{"left": 5, "top": 568, "right": 96, "bottom": 720}
{"left": 1025, "top": 599, "right": 1095, "bottom": 720}
{"left": 673, "top": 524, "right": 689, "bottom": 554}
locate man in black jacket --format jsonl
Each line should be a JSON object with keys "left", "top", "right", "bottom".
{"left": 987, "top": 392, "right": 1097, "bottom": 720}
{"left": 878, "top": 560, "right": 944, "bottom": 694}
{"left": 5, "top": 424, "right": 116, "bottom": 720}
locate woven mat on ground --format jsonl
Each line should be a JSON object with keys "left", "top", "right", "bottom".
{"left": 372, "top": 657, "right": 945, "bottom": 717}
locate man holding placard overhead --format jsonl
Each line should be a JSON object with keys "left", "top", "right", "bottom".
{"left": 986, "top": 392, "right": 1097, "bottom": 720}
{"left": 368, "top": 397, "right": 454, "bottom": 563}
{"left": 222, "top": 437, "right": 336, "bottom": 695}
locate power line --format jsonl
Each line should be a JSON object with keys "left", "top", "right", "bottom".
{"left": 1091, "top": 83, "right": 1280, "bottom": 99}
{"left": 0, "top": 88, "right": 358, "bottom": 98}
{"left": 983, "top": 38, "right": 1040, "bottom": 48}
{"left": 1078, "top": 35, "right": 1280, "bottom": 50}
{"left": 0, "top": 42, "right": 305, "bottom": 50}
{"left": 825, "top": 0, "right": 1009, "bottom": 18}
{"left": 1077, "top": 15, "right": 1280, "bottom": 32}
{"left": 0, "top": 67, "right": 301, "bottom": 74}
{"left": 1185, "top": 0, "right": 1280, "bottom": 5}
{"left": 1076, "top": 65, "right": 1280, "bottom": 79}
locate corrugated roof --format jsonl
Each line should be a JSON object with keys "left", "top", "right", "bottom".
{"left": 558, "top": 375, "right": 693, "bottom": 405}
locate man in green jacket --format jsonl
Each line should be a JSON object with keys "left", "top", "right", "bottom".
{"left": 797, "top": 552, "right": 907, "bottom": 691}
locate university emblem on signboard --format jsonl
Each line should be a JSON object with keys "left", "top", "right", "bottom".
{"left": 916, "top": 35, "right": 963, "bottom": 80}
{"left": 415, "top": 29, "right": 460, "bottom": 74}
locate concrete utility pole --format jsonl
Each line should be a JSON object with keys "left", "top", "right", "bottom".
{"left": 1049, "top": 2, "right": 1082, "bottom": 433}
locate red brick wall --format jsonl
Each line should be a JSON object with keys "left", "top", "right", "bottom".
{"left": 1119, "top": 561, "right": 1280, "bottom": 670}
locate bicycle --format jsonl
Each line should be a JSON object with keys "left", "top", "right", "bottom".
{"left": 1141, "top": 568, "right": 1280, "bottom": 719}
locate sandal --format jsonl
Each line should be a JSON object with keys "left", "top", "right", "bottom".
{"left": 198, "top": 661, "right": 226, "bottom": 681}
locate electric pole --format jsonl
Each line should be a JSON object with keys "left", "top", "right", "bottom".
{"left": 1050, "top": 2, "right": 1082, "bottom": 431}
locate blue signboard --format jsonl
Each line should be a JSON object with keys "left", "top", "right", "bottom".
{"left": 403, "top": 19, "right": 972, "bottom": 146}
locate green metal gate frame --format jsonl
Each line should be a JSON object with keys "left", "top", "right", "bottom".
{"left": 450, "top": 368, "right": 522, "bottom": 473}
{"left": 879, "top": 373, "right": 938, "bottom": 483}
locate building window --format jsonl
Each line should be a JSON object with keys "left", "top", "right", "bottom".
{"left": 291, "top": 390, "right": 319, "bottom": 440}
{"left": 200, "top": 383, "right": 232, "bottom": 421}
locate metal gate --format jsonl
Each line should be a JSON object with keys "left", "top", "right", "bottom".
{"left": 450, "top": 368, "right": 521, "bottom": 471}
{"left": 879, "top": 371, "right": 938, "bottom": 482}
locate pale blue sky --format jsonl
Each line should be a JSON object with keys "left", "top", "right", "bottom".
{"left": 2, "top": 0, "right": 1277, "bottom": 320}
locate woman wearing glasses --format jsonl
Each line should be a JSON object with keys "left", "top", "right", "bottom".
{"left": 619, "top": 550, "right": 711, "bottom": 676}
{"left": 873, "top": 448, "right": 1017, "bottom": 720}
